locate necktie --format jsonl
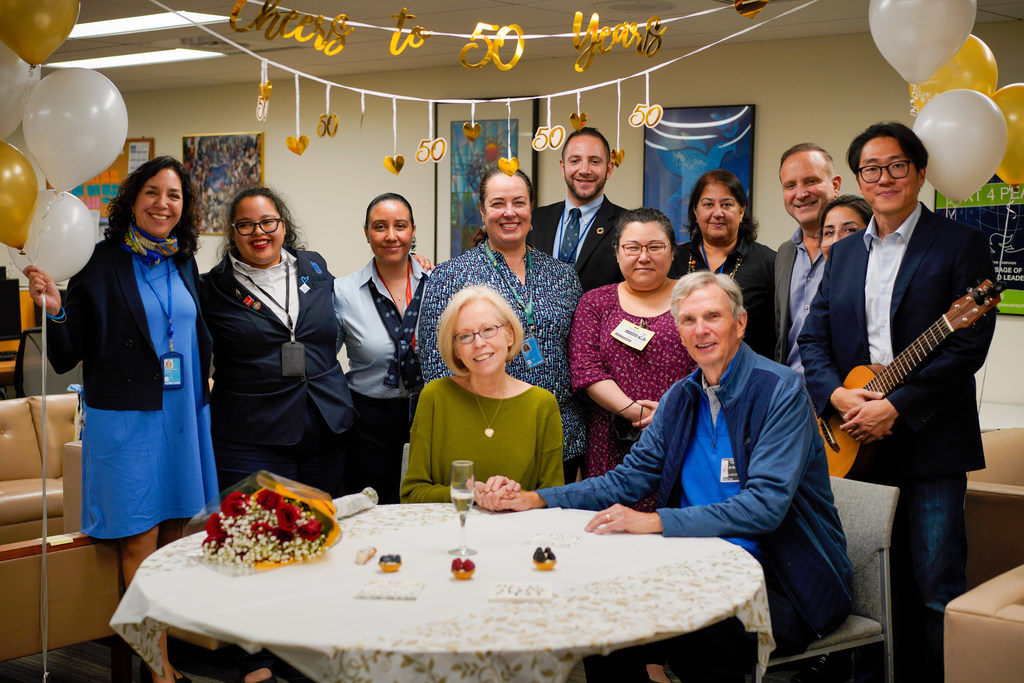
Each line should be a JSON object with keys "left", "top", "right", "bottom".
{"left": 559, "top": 207, "right": 582, "bottom": 263}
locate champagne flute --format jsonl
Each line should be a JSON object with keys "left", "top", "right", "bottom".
{"left": 448, "top": 460, "right": 477, "bottom": 556}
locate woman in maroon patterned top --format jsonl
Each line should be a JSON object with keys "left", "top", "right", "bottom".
{"left": 569, "top": 207, "right": 696, "bottom": 510}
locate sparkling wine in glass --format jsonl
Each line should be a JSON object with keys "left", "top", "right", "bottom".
{"left": 448, "top": 460, "right": 477, "bottom": 556}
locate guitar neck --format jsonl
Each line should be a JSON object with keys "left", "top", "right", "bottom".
{"left": 863, "top": 316, "right": 953, "bottom": 395}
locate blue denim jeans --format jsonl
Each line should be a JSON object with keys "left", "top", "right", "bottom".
{"left": 864, "top": 466, "right": 967, "bottom": 683}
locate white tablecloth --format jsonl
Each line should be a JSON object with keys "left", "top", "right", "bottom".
{"left": 111, "top": 504, "right": 773, "bottom": 682}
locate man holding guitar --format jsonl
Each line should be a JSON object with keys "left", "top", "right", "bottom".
{"left": 799, "top": 122, "right": 998, "bottom": 683}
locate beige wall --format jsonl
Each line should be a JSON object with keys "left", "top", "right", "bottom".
{"left": 6, "top": 21, "right": 1023, "bottom": 403}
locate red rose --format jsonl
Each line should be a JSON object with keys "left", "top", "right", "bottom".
{"left": 296, "top": 519, "right": 323, "bottom": 541}
{"left": 255, "top": 488, "right": 283, "bottom": 510}
{"left": 204, "top": 513, "right": 226, "bottom": 543}
{"left": 220, "top": 491, "right": 248, "bottom": 517}
{"left": 274, "top": 527, "right": 294, "bottom": 543}
{"left": 276, "top": 504, "right": 300, "bottom": 531}
{"left": 251, "top": 521, "right": 273, "bottom": 537}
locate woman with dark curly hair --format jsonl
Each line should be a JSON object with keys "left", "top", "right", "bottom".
{"left": 680, "top": 169, "right": 777, "bottom": 358}
{"left": 199, "top": 186, "right": 355, "bottom": 683}
{"left": 25, "top": 155, "right": 217, "bottom": 683}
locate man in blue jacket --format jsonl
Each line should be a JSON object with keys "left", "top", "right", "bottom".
{"left": 482, "top": 271, "right": 852, "bottom": 682}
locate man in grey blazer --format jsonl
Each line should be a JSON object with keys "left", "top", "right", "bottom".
{"left": 774, "top": 144, "right": 841, "bottom": 378}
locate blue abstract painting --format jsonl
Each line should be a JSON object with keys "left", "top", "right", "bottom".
{"left": 643, "top": 105, "right": 755, "bottom": 243}
{"left": 449, "top": 119, "right": 518, "bottom": 257}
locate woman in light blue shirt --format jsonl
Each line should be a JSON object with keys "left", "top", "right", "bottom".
{"left": 335, "top": 193, "right": 427, "bottom": 503}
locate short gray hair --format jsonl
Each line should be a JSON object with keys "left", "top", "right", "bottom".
{"left": 670, "top": 272, "right": 745, "bottom": 320}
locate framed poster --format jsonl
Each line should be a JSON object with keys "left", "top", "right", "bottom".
{"left": 435, "top": 101, "right": 537, "bottom": 262}
{"left": 182, "top": 132, "right": 264, "bottom": 234}
{"left": 937, "top": 179, "right": 1024, "bottom": 315}
{"left": 643, "top": 105, "right": 755, "bottom": 243}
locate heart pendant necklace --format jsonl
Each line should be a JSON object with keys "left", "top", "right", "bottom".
{"left": 473, "top": 378, "right": 507, "bottom": 438}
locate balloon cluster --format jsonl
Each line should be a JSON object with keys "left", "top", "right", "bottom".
{"left": 869, "top": 0, "right": 1023, "bottom": 199}
{"left": 0, "top": 1, "right": 128, "bottom": 282}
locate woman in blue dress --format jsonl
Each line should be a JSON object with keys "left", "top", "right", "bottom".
{"left": 26, "top": 155, "right": 218, "bottom": 683}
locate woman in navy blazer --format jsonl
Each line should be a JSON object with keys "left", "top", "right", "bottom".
{"left": 199, "top": 186, "right": 355, "bottom": 683}
{"left": 27, "top": 155, "right": 218, "bottom": 683}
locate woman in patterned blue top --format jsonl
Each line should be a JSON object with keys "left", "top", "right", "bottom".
{"left": 418, "top": 168, "right": 584, "bottom": 481}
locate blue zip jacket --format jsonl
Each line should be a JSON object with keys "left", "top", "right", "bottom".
{"left": 538, "top": 343, "right": 852, "bottom": 637}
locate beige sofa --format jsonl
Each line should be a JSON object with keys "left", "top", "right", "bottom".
{"left": 966, "top": 428, "right": 1024, "bottom": 589}
{"left": 945, "top": 564, "right": 1024, "bottom": 683}
{"left": 0, "top": 394, "right": 78, "bottom": 545}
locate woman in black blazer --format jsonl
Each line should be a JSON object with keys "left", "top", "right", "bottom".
{"left": 199, "top": 186, "right": 355, "bottom": 683}
{"left": 26, "top": 155, "right": 217, "bottom": 683}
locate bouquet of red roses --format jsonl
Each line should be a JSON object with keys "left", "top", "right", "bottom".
{"left": 190, "top": 471, "right": 340, "bottom": 571}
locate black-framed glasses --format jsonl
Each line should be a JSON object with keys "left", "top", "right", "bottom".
{"left": 454, "top": 324, "right": 505, "bottom": 345}
{"left": 857, "top": 160, "right": 912, "bottom": 183}
{"left": 232, "top": 217, "right": 283, "bottom": 235}
{"left": 619, "top": 241, "right": 669, "bottom": 256}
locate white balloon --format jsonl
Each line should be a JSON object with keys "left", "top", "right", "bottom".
{"left": 0, "top": 42, "right": 39, "bottom": 139}
{"left": 23, "top": 68, "right": 128, "bottom": 191}
{"left": 869, "top": 0, "right": 976, "bottom": 83}
{"left": 8, "top": 190, "right": 97, "bottom": 282}
{"left": 913, "top": 89, "right": 1008, "bottom": 202}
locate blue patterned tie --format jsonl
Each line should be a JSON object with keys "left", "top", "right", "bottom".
{"left": 559, "top": 207, "right": 582, "bottom": 263}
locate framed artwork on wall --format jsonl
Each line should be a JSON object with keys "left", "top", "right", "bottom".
{"left": 643, "top": 105, "right": 755, "bottom": 243}
{"left": 435, "top": 101, "right": 538, "bottom": 262}
{"left": 182, "top": 132, "right": 264, "bottom": 235}
{"left": 937, "top": 179, "right": 1024, "bottom": 316}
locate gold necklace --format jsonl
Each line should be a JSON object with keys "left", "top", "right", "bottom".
{"left": 473, "top": 378, "right": 507, "bottom": 438}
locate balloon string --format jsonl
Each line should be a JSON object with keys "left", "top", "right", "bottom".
{"left": 40, "top": 291, "right": 50, "bottom": 679}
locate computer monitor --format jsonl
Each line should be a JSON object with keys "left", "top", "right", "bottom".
{"left": 0, "top": 279, "right": 23, "bottom": 342}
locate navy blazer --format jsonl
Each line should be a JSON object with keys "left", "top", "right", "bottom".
{"left": 528, "top": 197, "right": 625, "bottom": 292}
{"left": 799, "top": 204, "right": 996, "bottom": 477}
{"left": 199, "top": 248, "right": 355, "bottom": 446}
{"left": 48, "top": 240, "right": 212, "bottom": 411}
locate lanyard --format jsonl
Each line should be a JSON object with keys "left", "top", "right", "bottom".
{"left": 241, "top": 261, "right": 295, "bottom": 341}
{"left": 141, "top": 260, "right": 176, "bottom": 352}
{"left": 482, "top": 241, "right": 536, "bottom": 329}
{"left": 555, "top": 206, "right": 599, "bottom": 263}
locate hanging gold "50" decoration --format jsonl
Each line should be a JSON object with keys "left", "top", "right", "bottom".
{"left": 459, "top": 23, "right": 525, "bottom": 71}
{"left": 415, "top": 138, "right": 448, "bottom": 163}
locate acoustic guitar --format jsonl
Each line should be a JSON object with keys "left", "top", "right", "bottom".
{"left": 819, "top": 279, "right": 1003, "bottom": 479}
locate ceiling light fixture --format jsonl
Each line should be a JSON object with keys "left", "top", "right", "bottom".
{"left": 68, "top": 12, "right": 227, "bottom": 39}
{"left": 47, "top": 49, "right": 225, "bottom": 70}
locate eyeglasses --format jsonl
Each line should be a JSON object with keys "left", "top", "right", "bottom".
{"left": 454, "top": 324, "right": 505, "bottom": 345}
{"left": 619, "top": 241, "right": 669, "bottom": 256}
{"left": 857, "top": 160, "right": 912, "bottom": 183}
{"left": 232, "top": 217, "right": 283, "bottom": 235}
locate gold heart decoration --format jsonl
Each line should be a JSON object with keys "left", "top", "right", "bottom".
{"left": 286, "top": 135, "right": 309, "bottom": 155}
{"left": 498, "top": 156, "right": 520, "bottom": 176}
{"left": 385, "top": 155, "right": 405, "bottom": 175}
{"left": 610, "top": 148, "right": 625, "bottom": 167}
{"left": 463, "top": 122, "right": 482, "bottom": 142}
{"left": 259, "top": 81, "right": 272, "bottom": 98}
{"left": 570, "top": 112, "right": 587, "bottom": 131}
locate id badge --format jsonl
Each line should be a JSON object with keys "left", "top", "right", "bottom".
{"left": 521, "top": 335, "right": 545, "bottom": 369}
{"left": 720, "top": 458, "right": 739, "bottom": 483}
{"left": 611, "top": 319, "right": 655, "bottom": 351}
{"left": 281, "top": 341, "right": 306, "bottom": 377}
{"left": 161, "top": 352, "right": 183, "bottom": 389}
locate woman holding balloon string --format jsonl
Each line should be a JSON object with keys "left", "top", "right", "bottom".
{"left": 25, "top": 155, "right": 217, "bottom": 683}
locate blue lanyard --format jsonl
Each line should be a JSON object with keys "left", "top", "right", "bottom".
{"left": 141, "top": 260, "right": 175, "bottom": 352}
{"left": 482, "top": 242, "right": 536, "bottom": 329}
{"left": 700, "top": 242, "right": 726, "bottom": 274}
{"left": 556, "top": 206, "right": 599, "bottom": 263}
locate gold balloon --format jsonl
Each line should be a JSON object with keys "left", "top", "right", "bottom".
{"left": 909, "top": 35, "right": 998, "bottom": 114}
{"left": 0, "top": 141, "right": 37, "bottom": 250}
{"left": 994, "top": 84, "right": 1024, "bottom": 187}
{"left": 0, "top": 0, "right": 80, "bottom": 66}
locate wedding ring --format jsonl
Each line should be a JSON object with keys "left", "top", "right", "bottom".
{"left": 606, "top": 513, "right": 611, "bottom": 523}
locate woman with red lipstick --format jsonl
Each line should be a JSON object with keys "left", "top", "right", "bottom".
{"left": 26, "top": 155, "right": 217, "bottom": 683}
{"left": 569, "top": 208, "right": 696, "bottom": 509}
{"left": 680, "top": 169, "right": 777, "bottom": 359}
{"left": 401, "top": 285, "right": 563, "bottom": 503}
{"left": 334, "top": 193, "right": 428, "bottom": 504}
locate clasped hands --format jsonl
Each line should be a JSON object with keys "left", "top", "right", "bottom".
{"left": 830, "top": 387, "right": 899, "bottom": 443}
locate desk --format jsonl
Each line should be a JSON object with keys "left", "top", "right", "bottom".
{"left": 112, "top": 504, "right": 773, "bottom": 682}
